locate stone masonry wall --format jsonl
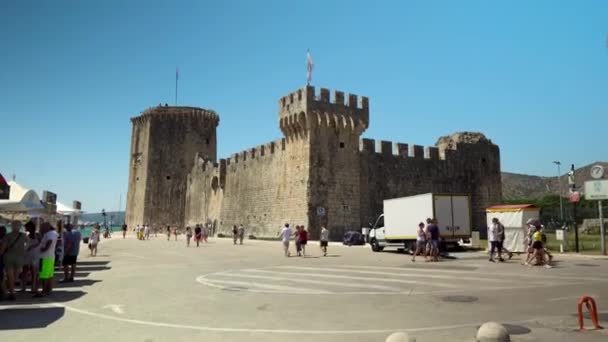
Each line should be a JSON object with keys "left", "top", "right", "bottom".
{"left": 125, "top": 118, "right": 151, "bottom": 227}
{"left": 217, "top": 137, "right": 310, "bottom": 236}
{"left": 359, "top": 137, "right": 502, "bottom": 234}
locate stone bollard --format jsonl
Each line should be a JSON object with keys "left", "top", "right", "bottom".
{"left": 385, "top": 331, "right": 416, "bottom": 342}
{"left": 476, "top": 322, "right": 510, "bottom": 342}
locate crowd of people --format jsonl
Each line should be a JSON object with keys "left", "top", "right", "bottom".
{"left": 0, "top": 220, "right": 104, "bottom": 301}
{"left": 278, "top": 223, "right": 330, "bottom": 257}
{"left": 411, "top": 218, "right": 442, "bottom": 262}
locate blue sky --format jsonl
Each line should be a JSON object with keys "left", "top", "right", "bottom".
{"left": 1, "top": 0, "right": 607, "bottom": 213}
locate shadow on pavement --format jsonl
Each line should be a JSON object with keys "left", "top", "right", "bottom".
{"left": 78, "top": 260, "right": 111, "bottom": 266}
{"left": 0, "top": 290, "right": 86, "bottom": 306}
{"left": 0, "top": 307, "right": 66, "bottom": 330}
{"left": 55, "top": 279, "right": 102, "bottom": 288}
{"left": 73, "top": 266, "right": 111, "bottom": 272}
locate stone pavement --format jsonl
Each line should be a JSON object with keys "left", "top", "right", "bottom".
{"left": 1, "top": 235, "right": 607, "bottom": 342}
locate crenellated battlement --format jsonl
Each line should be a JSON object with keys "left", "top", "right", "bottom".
{"left": 131, "top": 105, "right": 219, "bottom": 126}
{"left": 359, "top": 138, "right": 467, "bottom": 161}
{"left": 225, "top": 138, "right": 287, "bottom": 166}
{"left": 278, "top": 86, "right": 369, "bottom": 137}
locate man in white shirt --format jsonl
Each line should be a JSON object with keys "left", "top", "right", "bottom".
{"left": 37, "top": 222, "right": 58, "bottom": 297}
{"left": 488, "top": 218, "right": 503, "bottom": 262}
{"left": 320, "top": 226, "right": 329, "bottom": 257}
{"left": 279, "top": 223, "right": 292, "bottom": 257}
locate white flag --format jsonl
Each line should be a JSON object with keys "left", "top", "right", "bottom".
{"left": 306, "top": 49, "right": 314, "bottom": 84}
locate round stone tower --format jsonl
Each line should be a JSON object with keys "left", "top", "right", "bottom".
{"left": 126, "top": 105, "right": 219, "bottom": 229}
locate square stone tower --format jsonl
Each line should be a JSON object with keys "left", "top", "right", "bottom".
{"left": 279, "top": 86, "right": 369, "bottom": 239}
{"left": 126, "top": 105, "right": 219, "bottom": 229}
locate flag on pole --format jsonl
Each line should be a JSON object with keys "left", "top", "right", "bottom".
{"left": 306, "top": 49, "right": 314, "bottom": 85}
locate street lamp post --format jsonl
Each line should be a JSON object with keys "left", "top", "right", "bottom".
{"left": 553, "top": 161, "right": 564, "bottom": 221}
{"left": 102, "top": 209, "right": 107, "bottom": 231}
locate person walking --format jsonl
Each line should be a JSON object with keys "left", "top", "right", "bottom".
{"left": 238, "top": 224, "right": 245, "bottom": 245}
{"left": 232, "top": 225, "right": 238, "bottom": 245}
{"left": 172, "top": 227, "right": 178, "bottom": 241}
{"left": 144, "top": 224, "right": 150, "bottom": 240}
{"left": 185, "top": 227, "right": 193, "bottom": 247}
{"left": 0, "top": 221, "right": 27, "bottom": 300}
{"left": 166, "top": 226, "right": 171, "bottom": 241}
{"left": 122, "top": 223, "right": 128, "bottom": 239}
{"left": 495, "top": 218, "right": 513, "bottom": 260}
{"left": 36, "top": 222, "right": 58, "bottom": 297}
{"left": 89, "top": 225, "right": 100, "bottom": 257}
{"left": 298, "top": 226, "right": 308, "bottom": 256}
{"left": 294, "top": 226, "right": 302, "bottom": 256}
{"left": 60, "top": 224, "right": 81, "bottom": 283}
{"left": 320, "top": 226, "right": 329, "bottom": 257}
{"left": 426, "top": 219, "right": 440, "bottom": 262}
{"left": 488, "top": 218, "right": 503, "bottom": 262}
{"left": 412, "top": 222, "right": 427, "bottom": 262}
{"left": 194, "top": 225, "right": 202, "bottom": 247}
{"left": 279, "top": 223, "right": 292, "bottom": 257}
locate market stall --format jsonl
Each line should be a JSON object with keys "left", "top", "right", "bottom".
{"left": 486, "top": 204, "right": 540, "bottom": 253}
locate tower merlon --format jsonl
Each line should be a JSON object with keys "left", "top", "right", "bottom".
{"left": 425, "top": 146, "right": 440, "bottom": 160}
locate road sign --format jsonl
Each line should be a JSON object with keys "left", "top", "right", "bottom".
{"left": 584, "top": 180, "right": 608, "bottom": 200}
{"left": 569, "top": 191, "right": 581, "bottom": 203}
{"left": 590, "top": 165, "right": 605, "bottom": 180}
{"left": 555, "top": 229, "right": 565, "bottom": 241}
{"left": 316, "top": 206, "right": 326, "bottom": 217}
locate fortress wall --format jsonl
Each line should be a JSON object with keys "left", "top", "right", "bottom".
{"left": 126, "top": 118, "right": 151, "bottom": 227}
{"left": 359, "top": 138, "right": 500, "bottom": 231}
{"left": 184, "top": 156, "right": 224, "bottom": 228}
{"left": 215, "top": 137, "right": 310, "bottom": 237}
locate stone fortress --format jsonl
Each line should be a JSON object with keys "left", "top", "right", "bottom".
{"left": 126, "top": 85, "right": 502, "bottom": 240}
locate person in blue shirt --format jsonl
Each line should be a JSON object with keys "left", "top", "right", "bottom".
{"left": 60, "top": 224, "right": 81, "bottom": 283}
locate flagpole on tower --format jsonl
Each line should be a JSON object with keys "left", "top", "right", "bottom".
{"left": 306, "top": 49, "right": 314, "bottom": 86}
{"left": 175, "top": 67, "right": 179, "bottom": 106}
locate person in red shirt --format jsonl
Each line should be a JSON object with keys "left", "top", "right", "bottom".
{"left": 298, "top": 226, "right": 308, "bottom": 257}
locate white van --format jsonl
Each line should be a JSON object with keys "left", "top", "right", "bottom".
{"left": 368, "top": 193, "right": 471, "bottom": 252}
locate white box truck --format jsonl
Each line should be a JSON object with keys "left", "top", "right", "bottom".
{"left": 368, "top": 193, "right": 472, "bottom": 252}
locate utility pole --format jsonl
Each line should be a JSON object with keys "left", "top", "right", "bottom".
{"left": 553, "top": 161, "right": 564, "bottom": 221}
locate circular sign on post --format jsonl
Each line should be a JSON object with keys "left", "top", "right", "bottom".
{"left": 591, "top": 165, "right": 605, "bottom": 179}
{"left": 316, "top": 206, "right": 326, "bottom": 217}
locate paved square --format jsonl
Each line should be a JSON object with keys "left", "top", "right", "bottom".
{"left": 2, "top": 236, "right": 608, "bottom": 341}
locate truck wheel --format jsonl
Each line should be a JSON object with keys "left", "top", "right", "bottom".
{"left": 371, "top": 239, "right": 384, "bottom": 252}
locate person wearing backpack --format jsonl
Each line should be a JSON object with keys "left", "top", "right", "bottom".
{"left": 496, "top": 218, "right": 513, "bottom": 260}
{"left": 0, "top": 221, "right": 27, "bottom": 300}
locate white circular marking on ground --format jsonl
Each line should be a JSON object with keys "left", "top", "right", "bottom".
{"left": 9, "top": 301, "right": 578, "bottom": 336}
{"left": 194, "top": 265, "right": 592, "bottom": 296}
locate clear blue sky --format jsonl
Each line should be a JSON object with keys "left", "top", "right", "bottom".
{"left": 1, "top": 0, "right": 607, "bottom": 213}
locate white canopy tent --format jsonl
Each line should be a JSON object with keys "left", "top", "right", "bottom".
{"left": 0, "top": 180, "right": 44, "bottom": 215}
{"left": 486, "top": 204, "right": 540, "bottom": 253}
{"left": 56, "top": 201, "right": 83, "bottom": 215}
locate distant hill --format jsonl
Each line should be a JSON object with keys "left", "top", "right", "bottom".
{"left": 80, "top": 211, "right": 125, "bottom": 225}
{"left": 502, "top": 161, "right": 608, "bottom": 200}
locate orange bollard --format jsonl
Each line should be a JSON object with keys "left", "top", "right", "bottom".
{"left": 577, "top": 296, "right": 603, "bottom": 330}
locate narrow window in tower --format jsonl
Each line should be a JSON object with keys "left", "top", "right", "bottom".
{"left": 205, "top": 139, "right": 210, "bottom": 145}
{"left": 166, "top": 176, "right": 171, "bottom": 180}
{"left": 339, "top": 142, "right": 345, "bottom": 148}
{"left": 481, "top": 158, "right": 487, "bottom": 163}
